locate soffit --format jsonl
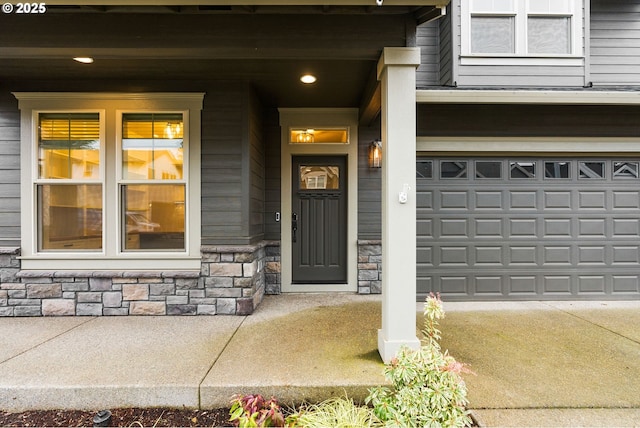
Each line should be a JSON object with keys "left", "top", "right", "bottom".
{"left": 0, "top": 5, "right": 439, "bottom": 108}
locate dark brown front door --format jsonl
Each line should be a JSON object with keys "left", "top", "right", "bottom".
{"left": 292, "top": 155, "right": 347, "bottom": 283}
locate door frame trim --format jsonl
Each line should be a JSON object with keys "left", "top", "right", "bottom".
{"left": 279, "top": 108, "right": 358, "bottom": 292}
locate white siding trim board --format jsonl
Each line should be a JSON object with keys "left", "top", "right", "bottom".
{"left": 417, "top": 89, "right": 640, "bottom": 105}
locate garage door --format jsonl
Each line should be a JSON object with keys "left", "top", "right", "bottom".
{"left": 417, "top": 158, "right": 640, "bottom": 300}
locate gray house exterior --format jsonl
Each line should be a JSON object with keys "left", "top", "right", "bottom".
{"left": 416, "top": 0, "right": 640, "bottom": 301}
{"left": 0, "top": 0, "right": 639, "bottom": 345}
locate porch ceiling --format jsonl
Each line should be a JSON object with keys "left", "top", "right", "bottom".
{"left": 0, "top": 5, "right": 439, "bottom": 109}
{"left": 0, "top": 58, "right": 375, "bottom": 108}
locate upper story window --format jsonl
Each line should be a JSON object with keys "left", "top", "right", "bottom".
{"left": 461, "top": 0, "right": 583, "bottom": 65}
{"left": 14, "top": 93, "right": 204, "bottom": 271}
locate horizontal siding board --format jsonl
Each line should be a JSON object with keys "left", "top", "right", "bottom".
{"left": 591, "top": 56, "right": 640, "bottom": 65}
{"left": 0, "top": 170, "right": 19, "bottom": 184}
{"left": 0, "top": 112, "right": 19, "bottom": 126}
{"left": 202, "top": 214, "right": 243, "bottom": 227}
{"left": 201, "top": 154, "right": 242, "bottom": 168}
{"left": 201, "top": 197, "right": 242, "bottom": 211}
{"left": 202, "top": 225, "right": 243, "bottom": 236}
{"left": 456, "top": 74, "right": 585, "bottom": 87}
{"left": 0, "top": 237, "right": 19, "bottom": 244}
{"left": 201, "top": 182, "right": 242, "bottom": 196}
{"left": 0, "top": 95, "right": 20, "bottom": 242}
{"left": 0, "top": 198, "right": 19, "bottom": 212}
{"left": 0, "top": 127, "right": 19, "bottom": 141}
{"left": 0, "top": 141, "right": 19, "bottom": 155}
{"left": 0, "top": 154, "right": 19, "bottom": 169}
{"left": 200, "top": 83, "right": 247, "bottom": 242}
{"left": 591, "top": 0, "right": 640, "bottom": 85}
{"left": 0, "top": 89, "right": 20, "bottom": 243}
{"left": 263, "top": 109, "right": 281, "bottom": 241}
{"left": 357, "top": 125, "right": 381, "bottom": 239}
{"left": 417, "top": 21, "right": 440, "bottom": 86}
{"left": 459, "top": 65, "right": 585, "bottom": 77}
{"left": 588, "top": 75, "right": 640, "bottom": 84}
{"left": 0, "top": 211, "right": 19, "bottom": 227}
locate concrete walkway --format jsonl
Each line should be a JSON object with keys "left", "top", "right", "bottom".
{"left": 1, "top": 295, "right": 640, "bottom": 427}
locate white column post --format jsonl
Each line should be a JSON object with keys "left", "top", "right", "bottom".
{"left": 377, "top": 47, "right": 421, "bottom": 363}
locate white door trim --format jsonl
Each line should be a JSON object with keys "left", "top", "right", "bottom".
{"left": 279, "top": 108, "right": 358, "bottom": 293}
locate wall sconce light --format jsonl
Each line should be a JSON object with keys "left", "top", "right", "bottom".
{"left": 369, "top": 139, "right": 382, "bottom": 168}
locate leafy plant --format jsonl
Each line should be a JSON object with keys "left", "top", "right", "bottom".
{"left": 366, "top": 293, "right": 472, "bottom": 427}
{"left": 292, "top": 396, "right": 379, "bottom": 428}
{"left": 229, "top": 394, "right": 287, "bottom": 427}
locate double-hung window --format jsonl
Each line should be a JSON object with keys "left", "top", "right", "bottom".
{"left": 461, "top": 0, "right": 583, "bottom": 64}
{"left": 15, "top": 93, "right": 203, "bottom": 271}
{"left": 37, "top": 113, "right": 103, "bottom": 251}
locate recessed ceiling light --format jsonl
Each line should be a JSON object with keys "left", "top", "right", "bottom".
{"left": 300, "top": 74, "right": 317, "bottom": 84}
{"left": 73, "top": 57, "right": 94, "bottom": 64}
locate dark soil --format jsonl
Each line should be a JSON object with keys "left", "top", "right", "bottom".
{"left": 0, "top": 408, "right": 232, "bottom": 427}
{"left": 0, "top": 406, "right": 479, "bottom": 427}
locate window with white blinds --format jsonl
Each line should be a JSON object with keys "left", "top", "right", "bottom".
{"left": 15, "top": 92, "right": 203, "bottom": 271}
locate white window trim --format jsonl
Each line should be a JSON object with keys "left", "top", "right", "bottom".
{"left": 14, "top": 92, "right": 204, "bottom": 271}
{"left": 460, "top": 0, "right": 583, "bottom": 66}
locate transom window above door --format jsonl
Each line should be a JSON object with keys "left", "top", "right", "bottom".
{"left": 289, "top": 127, "right": 349, "bottom": 144}
{"left": 461, "top": 0, "right": 583, "bottom": 65}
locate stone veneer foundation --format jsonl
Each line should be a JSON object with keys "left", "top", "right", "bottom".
{"left": 0, "top": 240, "right": 382, "bottom": 317}
{"left": 357, "top": 240, "right": 382, "bottom": 294}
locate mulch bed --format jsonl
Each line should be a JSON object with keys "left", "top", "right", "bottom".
{"left": 0, "top": 408, "right": 232, "bottom": 427}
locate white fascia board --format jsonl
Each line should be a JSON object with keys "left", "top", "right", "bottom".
{"left": 45, "top": 0, "right": 450, "bottom": 5}
{"left": 417, "top": 90, "right": 640, "bottom": 105}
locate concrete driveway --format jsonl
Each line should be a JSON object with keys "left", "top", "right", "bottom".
{"left": 1, "top": 295, "right": 640, "bottom": 427}
{"left": 439, "top": 300, "right": 640, "bottom": 427}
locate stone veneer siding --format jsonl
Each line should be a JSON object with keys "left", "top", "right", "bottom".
{"left": 0, "top": 240, "right": 380, "bottom": 316}
{"left": 0, "top": 243, "right": 277, "bottom": 317}
{"left": 253, "top": 241, "right": 382, "bottom": 295}
{"left": 264, "top": 243, "right": 281, "bottom": 295}
{"left": 358, "top": 240, "right": 382, "bottom": 294}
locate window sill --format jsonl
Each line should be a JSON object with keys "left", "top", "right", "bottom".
{"left": 460, "top": 55, "right": 584, "bottom": 67}
{"left": 19, "top": 255, "right": 202, "bottom": 271}
{"left": 17, "top": 269, "right": 200, "bottom": 279}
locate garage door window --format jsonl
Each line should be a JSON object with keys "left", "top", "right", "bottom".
{"left": 579, "top": 161, "right": 605, "bottom": 179}
{"left": 441, "top": 161, "right": 467, "bottom": 179}
{"left": 613, "top": 162, "right": 639, "bottom": 179}
{"left": 510, "top": 161, "right": 536, "bottom": 179}
{"left": 476, "top": 161, "right": 502, "bottom": 179}
{"left": 417, "top": 160, "right": 433, "bottom": 179}
{"left": 544, "top": 161, "right": 571, "bottom": 179}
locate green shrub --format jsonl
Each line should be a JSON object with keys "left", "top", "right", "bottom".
{"left": 366, "top": 293, "right": 472, "bottom": 427}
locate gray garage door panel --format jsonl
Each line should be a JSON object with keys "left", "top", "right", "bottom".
{"left": 417, "top": 158, "right": 640, "bottom": 300}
